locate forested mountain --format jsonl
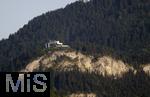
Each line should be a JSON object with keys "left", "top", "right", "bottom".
{"left": 0, "top": 0, "right": 149, "bottom": 71}
{"left": 23, "top": 48, "right": 150, "bottom": 97}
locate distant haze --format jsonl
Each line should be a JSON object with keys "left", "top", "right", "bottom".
{"left": 0, "top": 0, "right": 77, "bottom": 40}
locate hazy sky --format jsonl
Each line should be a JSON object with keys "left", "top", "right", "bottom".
{"left": 0, "top": 0, "right": 77, "bottom": 40}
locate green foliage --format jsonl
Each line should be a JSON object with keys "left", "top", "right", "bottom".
{"left": 0, "top": 0, "right": 149, "bottom": 71}
{"left": 50, "top": 89, "right": 59, "bottom": 97}
{"left": 49, "top": 70, "right": 150, "bottom": 97}
{"left": 0, "top": 0, "right": 149, "bottom": 96}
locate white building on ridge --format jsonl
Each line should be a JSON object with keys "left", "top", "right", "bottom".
{"left": 45, "top": 40, "right": 69, "bottom": 48}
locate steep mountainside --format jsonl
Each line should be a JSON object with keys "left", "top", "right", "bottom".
{"left": 23, "top": 49, "right": 150, "bottom": 76}
{"left": 0, "top": 0, "right": 149, "bottom": 71}
{"left": 22, "top": 49, "right": 133, "bottom": 77}
{"left": 22, "top": 48, "right": 150, "bottom": 97}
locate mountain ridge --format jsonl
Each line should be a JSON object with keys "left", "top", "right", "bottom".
{"left": 21, "top": 48, "right": 150, "bottom": 97}
{"left": 22, "top": 48, "right": 150, "bottom": 77}
{"left": 0, "top": 0, "right": 149, "bottom": 72}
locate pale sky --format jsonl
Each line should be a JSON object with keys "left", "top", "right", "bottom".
{"left": 0, "top": 0, "right": 77, "bottom": 40}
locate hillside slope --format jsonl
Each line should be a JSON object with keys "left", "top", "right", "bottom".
{"left": 0, "top": 0, "right": 149, "bottom": 71}
{"left": 22, "top": 49, "right": 130, "bottom": 76}
{"left": 23, "top": 49, "right": 150, "bottom": 76}
{"left": 22, "top": 48, "right": 150, "bottom": 97}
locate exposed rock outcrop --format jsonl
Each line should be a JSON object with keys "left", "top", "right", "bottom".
{"left": 143, "top": 64, "right": 150, "bottom": 75}
{"left": 22, "top": 49, "right": 136, "bottom": 78}
{"left": 21, "top": 57, "right": 43, "bottom": 72}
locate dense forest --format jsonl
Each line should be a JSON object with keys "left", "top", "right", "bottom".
{"left": 0, "top": 0, "right": 150, "bottom": 96}
{"left": 48, "top": 69, "right": 150, "bottom": 97}
{"left": 0, "top": 0, "right": 149, "bottom": 71}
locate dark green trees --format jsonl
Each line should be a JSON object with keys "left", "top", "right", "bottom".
{"left": 0, "top": 0, "right": 149, "bottom": 71}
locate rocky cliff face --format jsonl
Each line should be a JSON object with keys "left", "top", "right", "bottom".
{"left": 22, "top": 49, "right": 142, "bottom": 77}
{"left": 143, "top": 64, "right": 150, "bottom": 75}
